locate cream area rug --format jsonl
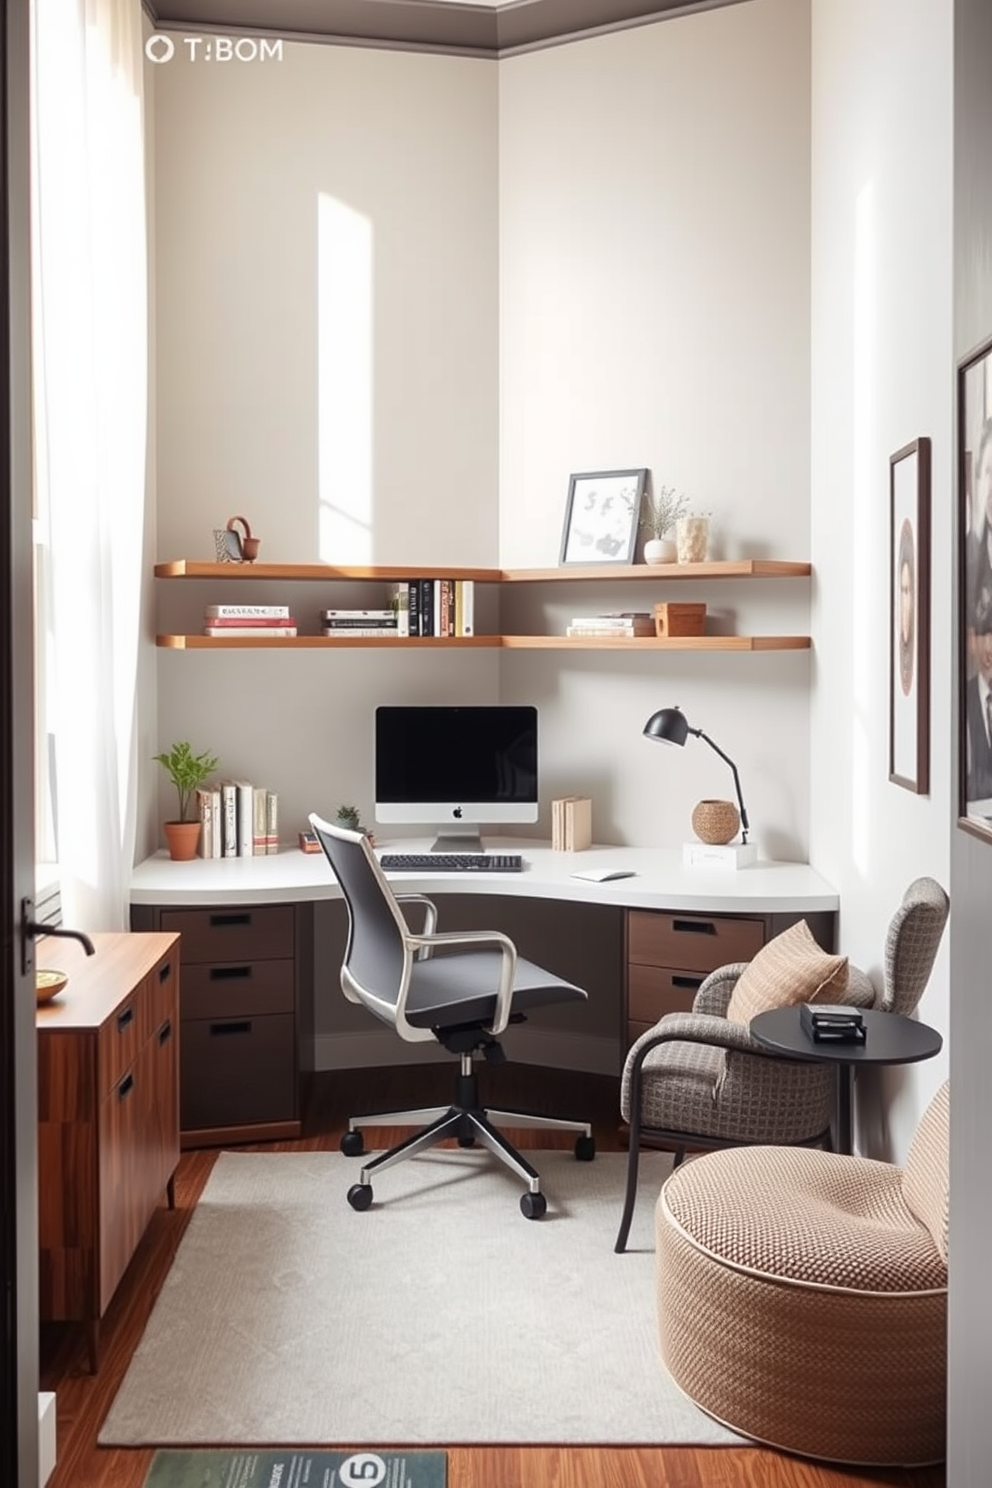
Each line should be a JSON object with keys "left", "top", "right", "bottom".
{"left": 100, "top": 1148, "right": 744, "bottom": 1447}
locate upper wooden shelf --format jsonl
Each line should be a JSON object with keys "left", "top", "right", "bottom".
{"left": 154, "top": 559, "right": 811, "bottom": 583}
{"left": 157, "top": 633, "right": 810, "bottom": 651}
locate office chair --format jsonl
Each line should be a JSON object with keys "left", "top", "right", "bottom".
{"left": 309, "top": 812, "right": 595, "bottom": 1219}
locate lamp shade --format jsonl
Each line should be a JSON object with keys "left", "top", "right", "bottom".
{"left": 643, "top": 707, "right": 690, "bottom": 746}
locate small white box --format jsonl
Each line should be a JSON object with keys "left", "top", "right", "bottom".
{"left": 682, "top": 841, "right": 759, "bottom": 870}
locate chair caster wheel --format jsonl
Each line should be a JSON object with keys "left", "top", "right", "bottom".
{"left": 575, "top": 1135, "right": 596, "bottom": 1162}
{"left": 347, "top": 1183, "right": 373, "bottom": 1211}
{"left": 520, "top": 1191, "right": 547, "bottom": 1220}
{"left": 341, "top": 1131, "right": 365, "bottom": 1157}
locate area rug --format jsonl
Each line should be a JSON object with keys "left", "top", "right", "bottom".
{"left": 100, "top": 1148, "right": 744, "bottom": 1447}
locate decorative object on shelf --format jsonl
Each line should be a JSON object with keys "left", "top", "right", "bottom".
{"left": 35, "top": 968, "right": 68, "bottom": 1005}
{"left": 675, "top": 513, "right": 711, "bottom": 564}
{"left": 335, "top": 804, "right": 374, "bottom": 844}
{"left": 643, "top": 705, "right": 757, "bottom": 869}
{"left": 653, "top": 602, "right": 706, "bottom": 638}
{"left": 889, "top": 437, "right": 931, "bottom": 796}
{"left": 690, "top": 798, "right": 740, "bottom": 845}
{"left": 957, "top": 333, "right": 992, "bottom": 843}
{"left": 559, "top": 468, "right": 647, "bottom": 566}
{"left": 640, "top": 484, "right": 690, "bottom": 565}
{"left": 153, "top": 740, "right": 220, "bottom": 860}
{"left": 213, "top": 527, "right": 242, "bottom": 563}
{"left": 225, "top": 514, "right": 261, "bottom": 562}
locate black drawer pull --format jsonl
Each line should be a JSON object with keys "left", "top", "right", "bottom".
{"left": 672, "top": 975, "right": 705, "bottom": 990}
{"left": 116, "top": 1006, "right": 135, "bottom": 1033}
{"left": 158, "top": 960, "right": 172, "bottom": 982}
{"left": 210, "top": 1020, "right": 252, "bottom": 1037}
{"left": 159, "top": 1020, "right": 173, "bottom": 1045}
{"left": 209, "top": 912, "right": 252, "bottom": 928}
{"left": 671, "top": 919, "right": 716, "bottom": 936}
{"left": 208, "top": 965, "right": 252, "bottom": 981}
{"left": 118, "top": 1073, "right": 134, "bottom": 1100}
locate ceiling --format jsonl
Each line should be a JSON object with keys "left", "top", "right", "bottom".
{"left": 144, "top": 0, "right": 743, "bottom": 58}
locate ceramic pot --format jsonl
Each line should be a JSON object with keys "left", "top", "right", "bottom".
{"left": 691, "top": 798, "right": 740, "bottom": 845}
{"left": 644, "top": 536, "right": 678, "bottom": 565}
{"left": 163, "top": 820, "right": 201, "bottom": 861}
{"left": 676, "top": 516, "right": 710, "bottom": 564}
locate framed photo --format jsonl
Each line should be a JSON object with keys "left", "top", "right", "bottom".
{"left": 958, "top": 334, "right": 992, "bottom": 840}
{"left": 558, "top": 468, "right": 647, "bottom": 566}
{"left": 889, "top": 437, "right": 931, "bottom": 794}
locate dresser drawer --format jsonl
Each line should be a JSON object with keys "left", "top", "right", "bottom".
{"left": 181, "top": 957, "right": 295, "bottom": 1020}
{"left": 628, "top": 963, "right": 706, "bottom": 1024}
{"left": 97, "top": 992, "right": 142, "bottom": 1097}
{"left": 142, "top": 946, "right": 180, "bottom": 1041}
{"left": 160, "top": 904, "right": 294, "bottom": 964}
{"left": 628, "top": 910, "right": 765, "bottom": 973}
{"left": 180, "top": 1012, "right": 297, "bottom": 1130}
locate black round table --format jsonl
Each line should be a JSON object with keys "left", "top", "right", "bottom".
{"left": 749, "top": 1006, "right": 943, "bottom": 1155}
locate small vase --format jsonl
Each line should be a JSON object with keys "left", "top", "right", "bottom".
{"left": 676, "top": 516, "right": 710, "bottom": 564}
{"left": 691, "top": 799, "right": 740, "bottom": 846}
{"left": 163, "top": 820, "right": 201, "bottom": 861}
{"left": 643, "top": 536, "right": 677, "bottom": 565}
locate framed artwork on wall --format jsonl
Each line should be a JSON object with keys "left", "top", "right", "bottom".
{"left": 958, "top": 334, "right": 992, "bottom": 841}
{"left": 889, "top": 437, "right": 931, "bottom": 794}
{"left": 558, "top": 468, "right": 647, "bottom": 566}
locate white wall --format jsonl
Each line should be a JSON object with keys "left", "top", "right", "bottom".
{"left": 809, "top": 0, "right": 952, "bottom": 1155}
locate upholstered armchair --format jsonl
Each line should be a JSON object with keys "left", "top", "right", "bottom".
{"left": 615, "top": 878, "right": 949, "bottom": 1252}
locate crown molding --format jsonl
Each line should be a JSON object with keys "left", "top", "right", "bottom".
{"left": 144, "top": 0, "right": 741, "bottom": 59}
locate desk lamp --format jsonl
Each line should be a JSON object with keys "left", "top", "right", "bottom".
{"left": 643, "top": 705, "right": 752, "bottom": 857}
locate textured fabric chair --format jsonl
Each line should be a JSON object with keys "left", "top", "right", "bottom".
{"left": 655, "top": 1080, "right": 949, "bottom": 1465}
{"left": 309, "top": 812, "right": 595, "bottom": 1219}
{"left": 615, "top": 877, "right": 949, "bottom": 1251}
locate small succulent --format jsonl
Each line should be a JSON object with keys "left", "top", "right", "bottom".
{"left": 335, "top": 804, "right": 362, "bottom": 831}
{"left": 641, "top": 485, "right": 691, "bottom": 540}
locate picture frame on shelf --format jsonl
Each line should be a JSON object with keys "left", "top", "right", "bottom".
{"left": 888, "top": 437, "right": 931, "bottom": 795}
{"left": 558, "top": 468, "right": 647, "bottom": 566}
{"left": 958, "top": 333, "right": 992, "bottom": 841}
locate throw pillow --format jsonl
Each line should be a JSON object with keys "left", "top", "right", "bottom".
{"left": 725, "top": 918, "right": 849, "bottom": 1025}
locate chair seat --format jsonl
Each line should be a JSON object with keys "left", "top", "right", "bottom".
{"left": 405, "top": 950, "right": 586, "bottom": 1030}
{"left": 660, "top": 1144, "right": 947, "bottom": 1293}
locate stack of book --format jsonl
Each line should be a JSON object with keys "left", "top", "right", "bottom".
{"left": 565, "top": 611, "right": 655, "bottom": 639}
{"left": 204, "top": 604, "right": 297, "bottom": 637}
{"left": 799, "top": 1003, "right": 866, "bottom": 1044}
{"left": 552, "top": 796, "right": 592, "bottom": 851}
{"left": 321, "top": 608, "right": 404, "bottom": 638}
{"left": 195, "top": 781, "right": 279, "bottom": 857}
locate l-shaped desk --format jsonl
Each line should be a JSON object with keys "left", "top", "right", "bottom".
{"left": 130, "top": 840, "right": 840, "bottom": 1147}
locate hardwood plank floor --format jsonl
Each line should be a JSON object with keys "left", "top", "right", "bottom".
{"left": 39, "top": 1065, "right": 946, "bottom": 1488}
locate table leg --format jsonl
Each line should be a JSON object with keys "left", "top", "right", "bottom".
{"left": 834, "top": 1064, "right": 853, "bottom": 1154}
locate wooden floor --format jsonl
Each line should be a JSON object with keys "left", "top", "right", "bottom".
{"left": 39, "top": 1064, "right": 946, "bottom": 1488}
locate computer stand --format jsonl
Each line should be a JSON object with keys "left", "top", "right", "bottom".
{"left": 429, "top": 829, "right": 485, "bottom": 852}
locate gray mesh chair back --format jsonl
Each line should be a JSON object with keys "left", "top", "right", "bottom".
{"left": 879, "top": 877, "right": 949, "bottom": 1017}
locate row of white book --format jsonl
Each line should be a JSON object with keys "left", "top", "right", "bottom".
{"left": 196, "top": 781, "right": 279, "bottom": 857}
{"left": 551, "top": 795, "right": 592, "bottom": 851}
{"left": 203, "top": 604, "right": 297, "bottom": 637}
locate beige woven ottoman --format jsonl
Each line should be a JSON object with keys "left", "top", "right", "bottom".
{"left": 655, "top": 1082, "right": 949, "bottom": 1465}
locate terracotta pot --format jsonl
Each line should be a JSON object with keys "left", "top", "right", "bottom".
{"left": 691, "top": 799, "right": 740, "bottom": 846}
{"left": 163, "top": 820, "right": 201, "bottom": 861}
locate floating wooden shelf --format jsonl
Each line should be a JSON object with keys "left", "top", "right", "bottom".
{"left": 157, "top": 634, "right": 810, "bottom": 651}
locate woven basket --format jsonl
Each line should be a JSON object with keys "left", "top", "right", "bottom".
{"left": 691, "top": 798, "right": 740, "bottom": 845}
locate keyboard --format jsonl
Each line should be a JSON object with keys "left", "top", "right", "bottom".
{"left": 379, "top": 852, "right": 524, "bottom": 873}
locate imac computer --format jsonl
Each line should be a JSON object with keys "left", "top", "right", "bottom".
{"left": 374, "top": 704, "right": 538, "bottom": 852}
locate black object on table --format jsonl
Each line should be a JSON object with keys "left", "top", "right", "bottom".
{"left": 749, "top": 1006, "right": 943, "bottom": 1155}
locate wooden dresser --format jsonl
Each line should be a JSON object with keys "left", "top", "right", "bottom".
{"left": 36, "top": 930, "right": 180, "bottom": 1371}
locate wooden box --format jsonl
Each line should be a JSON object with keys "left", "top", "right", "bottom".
{"left": 653, "top": 602, "right": 706, "bottom": 637}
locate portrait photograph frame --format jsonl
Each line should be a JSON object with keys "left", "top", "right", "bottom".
{"left": 957, "top": 332, "right": 992, "bottom": 842}
{"left": 558, "top": 468, "right": 647, "bottom": 566}
{"left": 888, "top": 437, "right": 931, "bottom": 794}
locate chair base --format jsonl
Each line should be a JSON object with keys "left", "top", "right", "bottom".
{"left": 342, "top": 1053, "right": 594, "bottom": 1216}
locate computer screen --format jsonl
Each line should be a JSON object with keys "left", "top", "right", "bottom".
{"left": 374, "top": 704, "right": 538, "bottom": 850}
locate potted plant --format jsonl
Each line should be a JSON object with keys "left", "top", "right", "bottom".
{"left": 641, "top": 485, "right": 690, "bottom": 564}
{"left": 336, "top": 804, "right": 375, "bottom": 844}
{"left": 154, "top": 740, "right": 219, "bottom": 860}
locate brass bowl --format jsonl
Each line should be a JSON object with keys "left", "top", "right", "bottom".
{"left": 36, "top": 969, "right": 68, "bottom": 1005}
{"left": 691, "top": 799, "right": 740, "bottom": 846}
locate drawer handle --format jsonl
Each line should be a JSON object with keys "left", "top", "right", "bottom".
{"left": 671, "top": 918, "right": 716, "bottom": 936}
{"left": 209, "top": 912, "right": 252, "bottom": 928}
{"left": 118, "top": 1073, "right": 134, "bottom": 1100}
{"left": 159, "top": 1020, "right": 173, "bottom": 1045}
{"left": 208, "top": 966, "right": 252, "bottom": 981}
{"left": 672, "top": 975, "right": 705, "bottom": 990}
{"left": 210, "top": 1020, "right": 252, "bottom": 1037}
{"left": 116, "top": 1006, "right": 135, "bottom": 1033}
{"left": 158, "top": 960, "right": 172, "bottom": 982}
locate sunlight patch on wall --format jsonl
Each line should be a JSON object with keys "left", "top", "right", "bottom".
{"left": 317, "top": 194, "right": 373, "bottom": 563}
{"left": 850, "top": 179, "right": 876, "bottom": 875}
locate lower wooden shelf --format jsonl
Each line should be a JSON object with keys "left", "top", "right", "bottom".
{"left": 157, "top": 633, "right": 811, "bottom": 651}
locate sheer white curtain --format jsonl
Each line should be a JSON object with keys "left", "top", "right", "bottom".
{"left": 31, "top": 0, "right": 148, "bottom": 930}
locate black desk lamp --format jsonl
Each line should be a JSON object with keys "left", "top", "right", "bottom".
{"left": 643, "top": 705, "right": 751, "bottom": 844}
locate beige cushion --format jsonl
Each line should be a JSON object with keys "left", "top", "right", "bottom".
{"left": 725, "top": 918, "right": 848, "bottom": 1025}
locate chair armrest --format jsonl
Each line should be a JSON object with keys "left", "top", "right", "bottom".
{"left": 395, "top": 894, "right": 438, "bottom": 955}
{"left": 630, "top": 1009, "right": 769, "bottom": 1059}
{"left": 692, "top": 964, "right": 748, "bottom": 1017}
{"left": 406, "top": 929, "right": 518, "bottom": 1036}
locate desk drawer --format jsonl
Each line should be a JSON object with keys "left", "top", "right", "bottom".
{"left": 160, "top": 905, "right": 294, "bottom": 964}
{"left": 180, "top": 1012, "right": 297, "bottom": 1131}
{"left": 628, "top": 910, "right": 764, "bottom": 973}
{"left": 628, "top": 964, "right": 706, "bottom": 1024}
{"left": 181, "top": 958, "right": 295, "bottom": 1020}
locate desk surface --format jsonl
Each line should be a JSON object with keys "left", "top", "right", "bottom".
{"left": 130, "top": 839, "right": 839, "bottom": 913}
